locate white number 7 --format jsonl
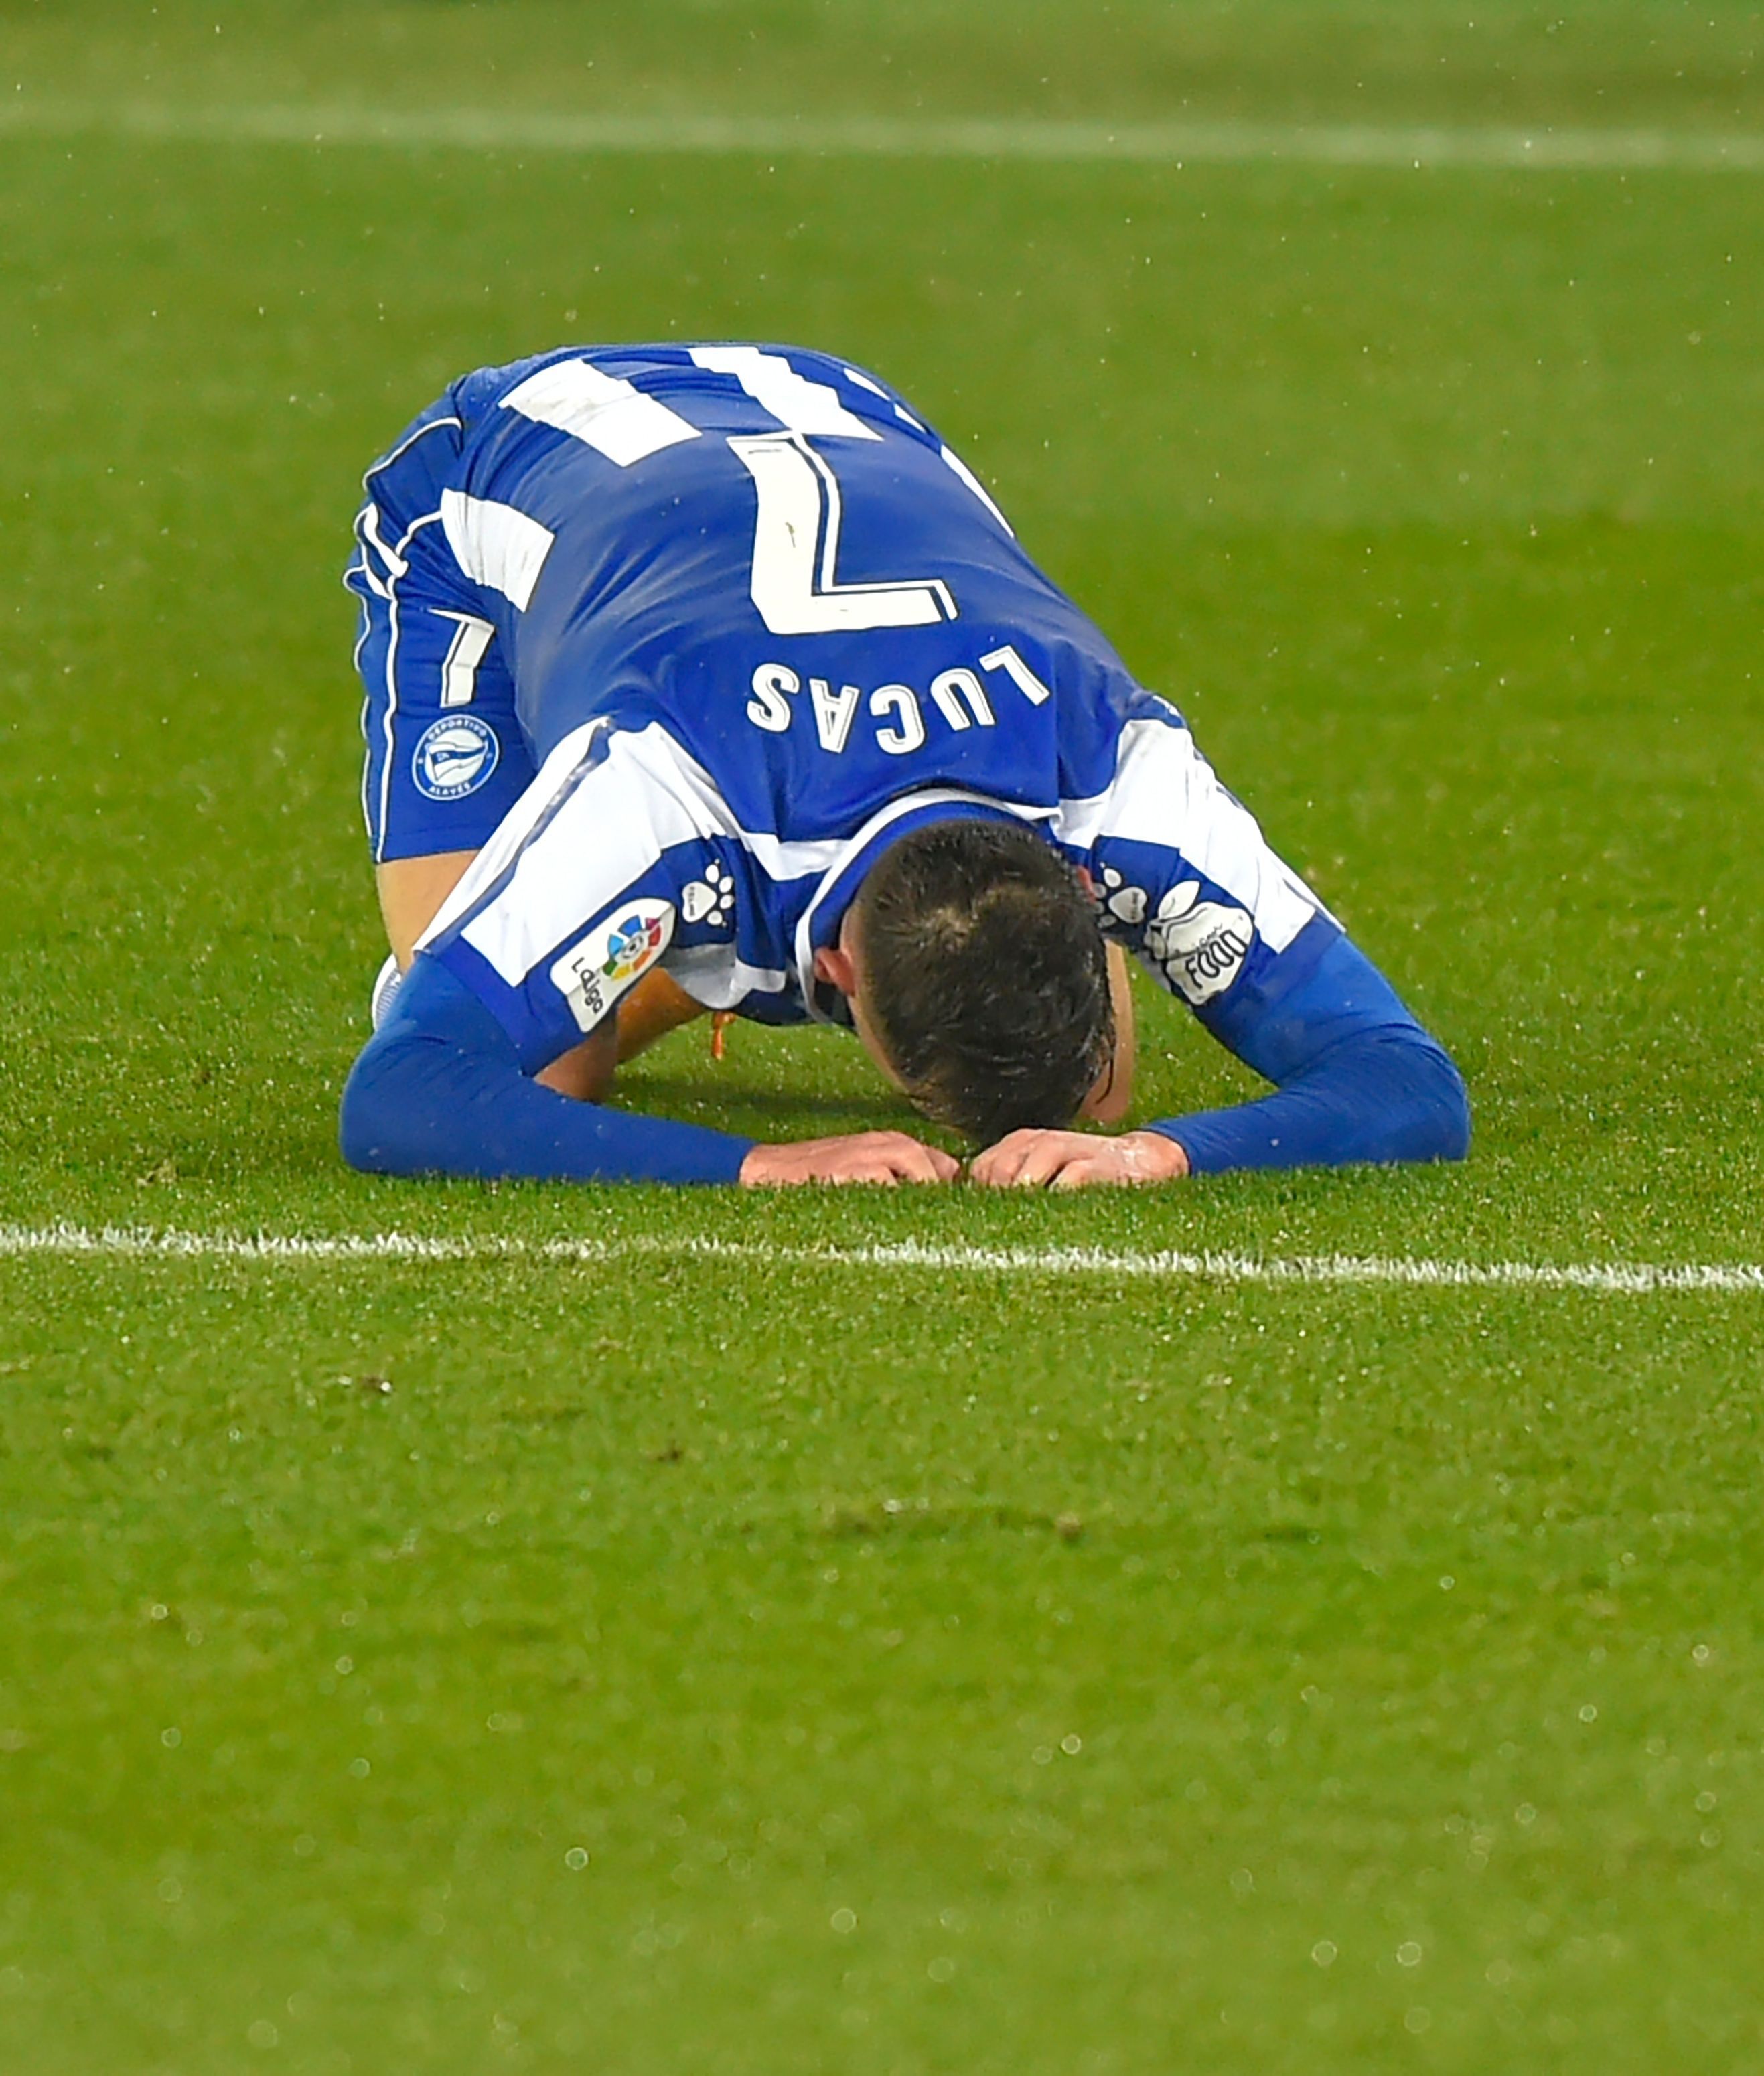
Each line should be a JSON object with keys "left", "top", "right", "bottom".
{"left": 728, "top": 431, "right": 958, "bottom": 637}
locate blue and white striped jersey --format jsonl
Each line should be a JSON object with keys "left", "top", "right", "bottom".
{"left": 378, "top": 343, "right": 1331, "bottom": 1075}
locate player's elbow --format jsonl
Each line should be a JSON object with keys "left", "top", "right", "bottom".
{"left": 1388, "top": 1033, "right": 1471, "bottom": 1165}
{"left": 339, "top": 1033, "right": 435, "bottom": 1176}
{"left": 1439, "top": 1051, "right": 1473, "bottom": 1161}
{"left": 339, "top": 1053, "right": 393, "bottom": 1175}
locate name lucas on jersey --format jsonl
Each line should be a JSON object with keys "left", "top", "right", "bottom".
{"left": 743, "top": 644, "right": 1053, "bottom": 756}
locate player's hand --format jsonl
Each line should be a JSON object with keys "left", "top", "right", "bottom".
{"left": 739, "top": 1131, "right": 962, "bottom": 1187}
{"left": 969, "top": 1128, "right": 1190, "bottom": 1190}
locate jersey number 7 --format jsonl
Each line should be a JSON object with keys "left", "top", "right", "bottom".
{"left": 729, "top": 432, "right": 959, "bottom": 636}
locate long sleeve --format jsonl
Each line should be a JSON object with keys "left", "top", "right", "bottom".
{"left": 1140, "top": 931, "right": 1470, "bottom": 1174}
{"left": 340, "top": 954, "right": 754, "bottom": 1187}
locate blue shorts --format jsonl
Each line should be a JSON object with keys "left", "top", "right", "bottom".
{"left": 345, "top": 401, "right": 537, "bottom": 862}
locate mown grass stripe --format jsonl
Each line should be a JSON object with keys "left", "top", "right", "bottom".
{"left": 1, "top": 1224, "right": 1759, "bottom": 1294}
{"left": 5, "top": 100, "right": 1764, "bottom": 173}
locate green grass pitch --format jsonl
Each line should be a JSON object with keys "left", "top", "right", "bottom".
{"left": 1, "top": 4, "right": 1762, "bottom": 2071}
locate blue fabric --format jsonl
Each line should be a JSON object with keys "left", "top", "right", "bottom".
{"left": 340, "top": 956, "right": 754, "bottom": 1187}
{"left": 340, "top": 935, "right": 1467, "bottom": 1187}
{"left": 352, "top": 342, "right": 1138, "bottom": 814}
{"left": 338, "top": 341, "right": 1470, "bottom": 1186}
{"left": 344, "top": 408, "right": 537, "bottom": 861}
{"left": 346, "top": 343, "right": 1346, "bottom": 1076}
{"left": 1142, "top": 934, "right": 1471, "bottom": 1173}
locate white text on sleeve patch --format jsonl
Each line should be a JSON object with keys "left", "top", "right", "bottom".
{"left": 1144, "top": 883, "right": 1254, "bottom": 1005}
{"left": 548, "top": 898, "right": 676, "bottom": 1033}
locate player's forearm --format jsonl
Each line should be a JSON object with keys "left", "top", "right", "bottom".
{"left": 340, "top": 957, "right": 753, "bottom": 1187}
{"left": 1143, "top": 1025, "right": 1470, "bottom": 1174}
{"left": 1146, "top": 930, "right": 1471, "bottom": 1174}
{"left": 615, "top": 968, "right": 709, "bottom": 1062}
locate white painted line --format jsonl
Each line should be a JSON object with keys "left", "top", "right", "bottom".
{"left": 3, "top": 100, "right": 1764, "bottom": 174}
{"left": 1, "top": 1224, "right": 1759, "bottom": 1294}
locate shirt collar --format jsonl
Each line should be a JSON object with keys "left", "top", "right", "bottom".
{"left": 792, "top": 788, "right": 1053, "bottom": 1023}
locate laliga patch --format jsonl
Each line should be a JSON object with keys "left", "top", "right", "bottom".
{"left": 1143, "top": 881, "right": 1254, "bottom": 1006}
{"left": 550, "top": 898, "right": 676, "bottom": 1032}
{"left": 412, "top": 715, "right": 500, "bottom": 801}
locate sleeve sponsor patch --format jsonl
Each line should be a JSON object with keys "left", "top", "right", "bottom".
{"left": 1142, "top": 883, "right": 1255, "bottom": 1005}
{"left": 548, "top": 897, "right": 676, "bottom": 1033}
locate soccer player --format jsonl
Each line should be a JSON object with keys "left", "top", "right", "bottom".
{"left": 340, "top": 342, "right": 1469, "bottom": 1189}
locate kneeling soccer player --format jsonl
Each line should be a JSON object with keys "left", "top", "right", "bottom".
{"left": 340, "top": 341, "right": 1469, "bottom": 1189}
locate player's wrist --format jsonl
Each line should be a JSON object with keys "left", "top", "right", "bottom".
{"left": 1120, "top": 1130, "right": 1190, "bottom": 1179}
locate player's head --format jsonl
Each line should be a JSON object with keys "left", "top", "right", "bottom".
{"left": 830, "top": 819, "right": 1115, "bottom": 1144}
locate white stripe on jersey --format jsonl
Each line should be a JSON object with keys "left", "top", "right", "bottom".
{"left": 448, "top": 726, "right": 717, "bottom": 986}
{"left": 419, "top": 721, "right": 611, "bottom": 950}
{"left": 667, "top": 942, "right": 791, "bottom": 1011}
{"left": 421, "top": 694, "right": 1321, "bottom": 1043}
{"left": 439, "top": 490, "right": 555, "bottom": 611}
{"left": 502, "top": 721, "right": 918, "bottom": 891}
{"left": 1055, "top": 717, "right": 1317, "bottom": 953}
{"left": 688, "top": 345, "right": 880, "bottom": 440}
{"left": 433, "top": 611, "right": 496, "bottom": 708}
{"left": 419, "top": 723, "right": 1056, "bottom": 1018}
{"left": 356, "top": 500, "right": 409, "bottom": 584}
{"left": 376, "top": 508, "right": 445, "bottom": 863}
{"left": 500, "top": 358, "right": 702, "bottom": 468}
{"left": 938, "top": 446, "right": 1015, "bottom": 536}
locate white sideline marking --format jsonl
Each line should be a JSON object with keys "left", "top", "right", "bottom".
{"left": 4, "top": 100, "right": 1764, "bottom": 174}
{"left": 1, "top": 1225, "right": 1760, "bottom": 1295}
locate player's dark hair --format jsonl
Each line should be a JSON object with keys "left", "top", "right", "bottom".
{"left": 854, "top": 820, "right": 1114, "bottom": 1145}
